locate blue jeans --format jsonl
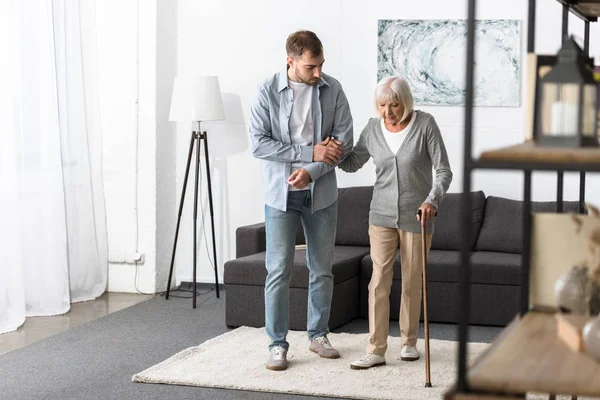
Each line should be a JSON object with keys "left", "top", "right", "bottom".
{"left": 264, "top": 191, "right": 337, "bottom": 350}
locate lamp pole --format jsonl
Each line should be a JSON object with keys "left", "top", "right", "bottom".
{"left": 165, "top": 124, "right": 221, "bottom": 306}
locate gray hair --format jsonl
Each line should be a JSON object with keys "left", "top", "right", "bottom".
{"left": 374, "top": 76, "right": 414, "bottom": 123}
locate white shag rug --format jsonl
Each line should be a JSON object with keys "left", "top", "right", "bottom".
{"left": 133, "top": 326, "right": 488, "bottom": 400}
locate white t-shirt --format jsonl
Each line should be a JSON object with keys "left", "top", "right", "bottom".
{"left": 288, "top": 80, "right": 314, "bottom": 191}
{"left": 381, "top": 111, "right": 416, "bottom": 154}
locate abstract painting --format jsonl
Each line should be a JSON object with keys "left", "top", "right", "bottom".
{"left": 377, "top": 19, "right": 521, "bottom": 107}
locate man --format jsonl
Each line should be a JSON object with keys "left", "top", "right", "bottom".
{"left": 249, "top": 30, "right": 353, "bottom": 371}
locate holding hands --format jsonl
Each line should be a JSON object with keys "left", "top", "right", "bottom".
{"left": 313, "top": 137, "right": 343, "bottom": 165}
{"left": 288, "top": 137, "right": 343, "bottom": 189}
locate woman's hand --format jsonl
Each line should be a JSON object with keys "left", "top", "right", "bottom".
{"left": 324, "top": 136, "right": 343, "bottom": 148}
{"left": 313, "top": 137, "right": 343, "bottom": 165}
{"left": 416, "top": 203, "right": 436, "bottom": 224}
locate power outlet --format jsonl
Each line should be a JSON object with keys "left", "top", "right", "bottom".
{"left": 109, "top": 251, "right": 145, "bottom": 264}
{"left": 126, "top": 252, "right": 145, "bottom": 264}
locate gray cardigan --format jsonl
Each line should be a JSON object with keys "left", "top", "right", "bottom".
{"left": 339, "top": 111, "right": 452, "bottom": 233}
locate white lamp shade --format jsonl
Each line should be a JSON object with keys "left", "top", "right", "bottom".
{"left": 169, "top": 76, "right": 225, "bottom": 122}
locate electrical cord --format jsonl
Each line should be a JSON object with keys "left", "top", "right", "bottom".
{"left": 133, "top": 262, "right": 215, "bottom": 298}
{"left": 162, "top": 287, "right": 214, "bottom": 298}
{"left": 131, "top": 132, "right": 218, "bottom": 295}
{"left": 197, "top": 140, "right": 217, "bottom": 274}
{"left": 133, "top": 0, "right": 142, "bottom": 295}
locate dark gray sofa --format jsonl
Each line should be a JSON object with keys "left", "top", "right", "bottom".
{"left": 224, "top": 186, "right": 578, "bottom": 330}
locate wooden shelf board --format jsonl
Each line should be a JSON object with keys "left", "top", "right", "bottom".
{"left": 558, "top": 0, "right": 600, "bottom": 19}
{"left": 478, "top": 141, "right": 600, "bottom": 166}
{"left": 467, "top": 312, "right": 600, "bottom": 397}
{"left": 574, "top": 1, "right": 600, "bottom": 18}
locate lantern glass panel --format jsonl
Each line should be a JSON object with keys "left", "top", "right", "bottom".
{"left": 582, "top": 83, "right": 598, "bottom": 138}
{"left": 541, "top": 82, "right": 596, "bottom": 137}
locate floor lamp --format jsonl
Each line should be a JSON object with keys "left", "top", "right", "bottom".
{"left": 165, "top": 76, "right": 224, "bottom": 308}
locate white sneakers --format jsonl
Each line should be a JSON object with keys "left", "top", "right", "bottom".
{"left": 351, "top": 345, "right": 420, "bottom": 370}
{"left": 266, "top": 346, "right": 288, "bottom": 371}
{"left": 400, "top": 344, "right": 420, "bottom": 361}
{"left": 350, "top": 353, "right": 386, "bottom": 370}
{"left": 309, "top": 335, "right": 340, "bottom": 359}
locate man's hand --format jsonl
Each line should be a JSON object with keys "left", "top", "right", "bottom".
{"left": 288, "top": 168, "right": 311, "bottom": 189}
{"left": 416, "top": 203, "right": 437, "bottom": 225}
{"left": 325, "top": 136, "right": 343, "bottom": 149}
{"left": 313, "top": 137, "right": 343, "bottom": 165}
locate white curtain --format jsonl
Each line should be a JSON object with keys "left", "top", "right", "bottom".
{"left": 0, "top": 0, "right": 107, "bottom": 334}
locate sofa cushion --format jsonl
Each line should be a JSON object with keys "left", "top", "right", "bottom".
{"left": 360, "top": 250, "right": 464, "bottom": 283}
{"left": 427, "top": 250, "right": 463, "bottom": 282}
{"left": 290, "top": 186, "right": 373, "bottom": 247}
{"left": 431, "top": 191, "right": 486, "bottom": 251}
{"left": 235, "top": 223, "right": 266, "bottom": 258}
{"left": 475, "top": 196, "right": 580, "bottom": 253}
{"left": 335, "top": 186, "right": 373, "bottom": 246}
{"left": 470, "top": 251, "right": 521, "bottom": 285}
{"left": 223, "top": 246, "right": 369, "bottom": 288}
{"left": 360, "top": 250, "right": 517, "bottom": 284}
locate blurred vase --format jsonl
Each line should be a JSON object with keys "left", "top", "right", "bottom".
{"left": 554, "top": 266, "right": 592, "bottom": 314}
{"left": 583, "top": 316, "right": 600, "bottom": 362}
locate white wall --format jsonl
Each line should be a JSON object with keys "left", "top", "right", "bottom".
{"left": 155, "top": 0, "right": 178, "bottom": 292}
{"left": 173, "top": 0, "right": 600, "bottom": 285}
{"left": 97, "top": 0, "right": 177, "bottom": 292}
{"left": 96, "top": 0, "right": 600, "bottom": 291}
{"left": 96, "top": 0, "right": 139, "bottom": 292}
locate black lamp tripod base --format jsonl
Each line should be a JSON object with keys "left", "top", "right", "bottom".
{"left": 165, "top": 128, "right": 220, "bottom": 308}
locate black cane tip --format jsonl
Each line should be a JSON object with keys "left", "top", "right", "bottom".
{"left": 425, "top": 382, "right": 432, "bottom": 388}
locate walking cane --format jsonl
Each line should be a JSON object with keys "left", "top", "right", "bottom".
{"left": 417, "top": 209, "right": 433, "bottom": 388}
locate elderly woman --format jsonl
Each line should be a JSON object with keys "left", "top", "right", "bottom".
{"left": 337, "top": 76, "right": 452, "bottom": 369}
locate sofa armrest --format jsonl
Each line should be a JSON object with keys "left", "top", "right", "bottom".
{"left": 236, "top": 223, "right": 266, "bottom": 258}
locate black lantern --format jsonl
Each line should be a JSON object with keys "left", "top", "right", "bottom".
{"left": 537, "top": 37, "right": 599, "bottom": 147}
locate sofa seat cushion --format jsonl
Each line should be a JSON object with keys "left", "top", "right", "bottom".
{"left": 470, "top": 251, "right": 521, "bottom": 285}
{"left": 224, "top": 246, "right": 369, "bottom": 288}
{"left": 360, "top": 250, "right": 464, "bottom": 283}
{"left": 427, "top": 250, "right": 463, "bottom": 282}
{"left": 360, "top": 250, "right": 518, "bottom": 284}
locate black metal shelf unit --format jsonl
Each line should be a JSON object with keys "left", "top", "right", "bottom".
{"left": 456, "top": 0, "right": 600, "bottom": 395}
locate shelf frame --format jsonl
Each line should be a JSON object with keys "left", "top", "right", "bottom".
{"left": 455, "top": 0, "right": 598, "bottom": 397}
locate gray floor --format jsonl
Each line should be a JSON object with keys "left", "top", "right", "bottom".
{"left": 0, "top": 288, "right": 502, "bottom": 400}
{"left": 0, "top": 292, "right": 152, "bottom": 355}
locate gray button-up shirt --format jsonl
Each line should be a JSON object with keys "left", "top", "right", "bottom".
{"left": 249, "top": 68, "right": 353, "bottom": 212}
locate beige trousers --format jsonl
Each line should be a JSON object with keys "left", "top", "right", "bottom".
{"left": 366, "top": 224, "right": 432, "bottom": 356}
